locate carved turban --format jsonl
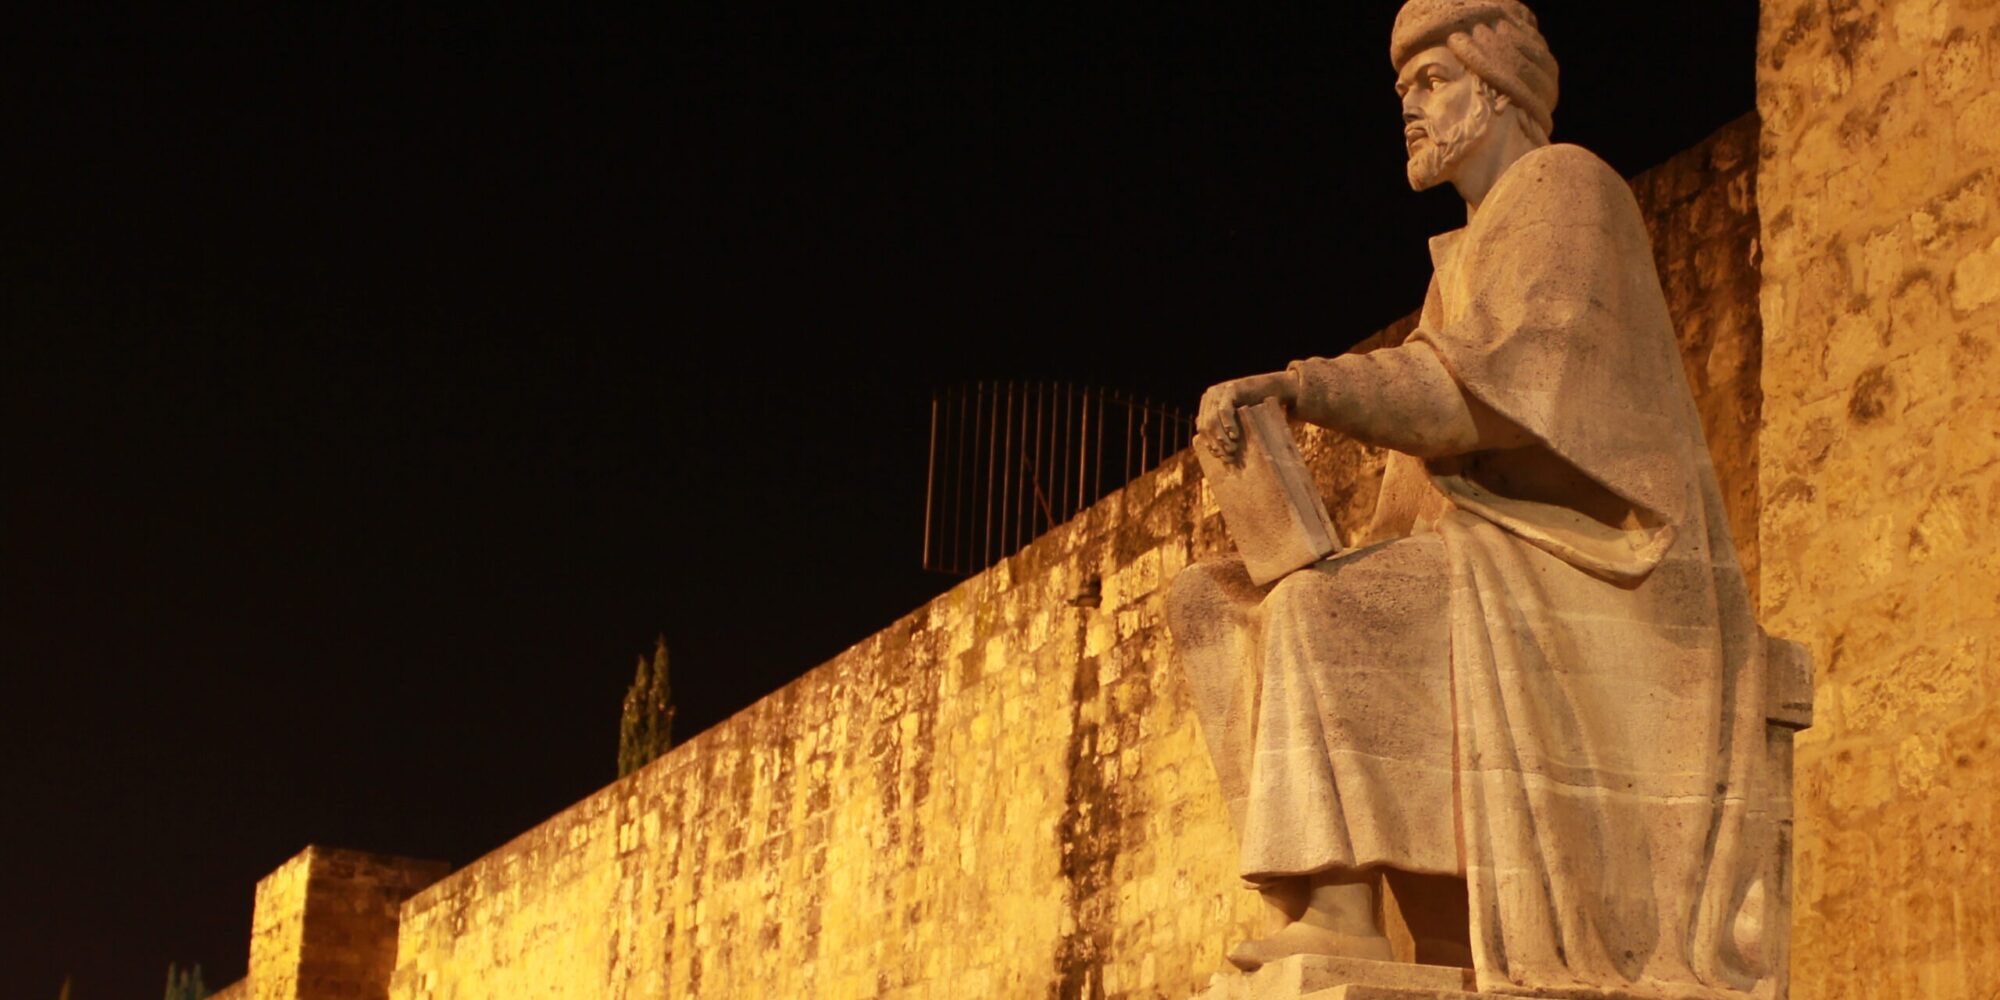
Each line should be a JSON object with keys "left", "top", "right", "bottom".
{"left": 1391, "top": 0, "right": 1559, "bottom": 138}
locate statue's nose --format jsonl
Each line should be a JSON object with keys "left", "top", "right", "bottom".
{"left": 1402, "top": 105, "right": 1422, "bottom": 125}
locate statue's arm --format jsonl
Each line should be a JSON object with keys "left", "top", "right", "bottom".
{"left": 1288, "top": 340, "right": 1531, "bottom": 459}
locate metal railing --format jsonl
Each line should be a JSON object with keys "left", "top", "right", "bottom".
{"left": 923, "top": 381, "right": 1192, "bottom": 575}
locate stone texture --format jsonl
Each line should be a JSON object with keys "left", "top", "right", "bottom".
{"left": 203, "top": 4, "right": 2000, "bottom": 988}
{"left": 1195, "top": 399, "right": 1342, "bottom": 585}
{"left": 372, "top": 121, "right": 1766, "bottom": 1000}
{"left": 1194, "top": 955, "right": 1474, "bottom": 1000}
{"left": 392, "top": 450, "right": 1277, "bottom": 1000}
{"left": 250, "top": 847, "right": 448, "bottom": 1000}
{"left": 1176, "top": 117, "right": 1784, "bottom": 992}
{"left": 1305, "top": 988, "right": 1539, "bottom": 1000}
{"left": 249, "top": 852, "right": 311, "bottom": 1000}
{"left": 1630, "top": 116, "right": 1766, "bottom": 604}
{"left": 1756, "top": 0, "right": 2000, "bottom": 996}
{"left": 1194, "top": 955, "right": 1698, "bottom": 1000}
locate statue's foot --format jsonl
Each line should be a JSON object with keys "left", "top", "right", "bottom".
{"left": 1225, "top": 919, "right": 1395, "bottom": 972}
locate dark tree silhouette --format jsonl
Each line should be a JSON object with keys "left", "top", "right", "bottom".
{"left": 163, "top": 963, "right": 206, "bottom": 1000}
{"left": 617, "top": 635, "right": 676, "bottom": 777}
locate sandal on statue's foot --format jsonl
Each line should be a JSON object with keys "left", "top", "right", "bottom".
{"left": 1225, "top": 920, "right": 1395, "bottom": 972}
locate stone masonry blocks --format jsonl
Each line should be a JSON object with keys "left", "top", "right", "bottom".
{"left": 1757, "top": 0, "right": 2000, "bottom": 996}
{"left": 381, "top": 118, "right": 1767, "bottom": 1000}
{"left": 250, "top": 846, "right": 448, "bottom": 1000}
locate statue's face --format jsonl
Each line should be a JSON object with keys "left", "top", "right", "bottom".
{"left": 1396, "top": 45, "right": 1497, "bottom": 192}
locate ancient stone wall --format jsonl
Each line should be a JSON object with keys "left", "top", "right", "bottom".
{"left": 390, "top": 448, "right": 1308, "bottom": 1000}
{"left": 250, "top": 852, "right": 312, "bottom": 1000}
{"left": 247, "top": 847, "right": 448, "bottom": 1000}
{"left": 1755, "top": 1, "right": 2000, "bottom": 996}
{"left": 385, "top": 121, "right": 1766, "bottom": 1000}
{"left": 1632, "top": 116, "right": 1766, "bottom": 602}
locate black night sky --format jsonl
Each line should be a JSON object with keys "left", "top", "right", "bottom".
{"left": 5, "top": 3, "right": 1755, "bottom": 994}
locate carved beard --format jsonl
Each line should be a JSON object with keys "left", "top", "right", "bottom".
{"left": 1406, "top": 89, "right": 1495, "bottom": 191}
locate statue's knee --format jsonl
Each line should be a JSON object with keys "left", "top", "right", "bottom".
{"left": 1165, "top": 560, "right": 1223, "bottom": 620}
{"left": 1166, "top": 559, "right": 1253, "bottom": 632}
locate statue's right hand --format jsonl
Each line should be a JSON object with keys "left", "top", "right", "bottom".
{"left": 1197, "top": 372, "right": 1296, "bottom": 464}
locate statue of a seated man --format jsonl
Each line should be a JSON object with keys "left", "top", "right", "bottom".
{"left": 1167, "top": 3, "right": 1783, "bottom": 997}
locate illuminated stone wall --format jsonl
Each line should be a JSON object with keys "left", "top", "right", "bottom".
{"left": 1755, "top": 0, "right": 2000, "bottom": 996}
{"left": 387, "top": 447, "right": 1333, "bottom": 1000}
{"left": 248, "top": 852, "right": 312, "bottom": 1000}
{"left": 1632, "top": 116, "right": 1767, "bottom": 603}
{"left": 383, "top": 119, "right": 1767, "bottom": 1000}
{"left": 245, "top": 847, "right": 448, "bottom": 1000}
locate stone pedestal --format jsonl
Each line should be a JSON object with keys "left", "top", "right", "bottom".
{"left": 1192, "top": 955, "right": 1479, "bottom": 1000}
{"left": 1191, "top": 955, "right": 1709, "bottom": 999}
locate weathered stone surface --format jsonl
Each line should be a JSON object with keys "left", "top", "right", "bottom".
{"left": 1193, "top": 955, "right": 1698, "bottom": 1000}
{"left": 249, "top": 846, "right": 447, "bottom": 1000}
{"left": 1213, "top": 13, "right": 1788, "bottom": 996}
{"left": 1631, "top": 115, "right": 1767, "bottom": 603}
{"left": 1195, "top": 399, "right": 1342, "bottom": 585}
{"left": 1757, "top": 0, "right": 2000, "bottom": 996}
{"left": 1304, "top": 988, "right": 1546, "bottom": 1000}
{"left": 248, "top": 853, "right": 311, "bottom": 1000}
{"left": 1176, "top": 20, "right": 1786, "bottom": 982}
{"left": 361, "top": 124, "right": 1768, "bottom": 1000}
{"left": 1194, "top": 955, "right": 1474, "bottom": 1000}
{"left": 201, "top": 1, "right": 2000, "bottom": 989}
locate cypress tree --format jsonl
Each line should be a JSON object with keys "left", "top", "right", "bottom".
{"left": 162, "top": 963, "right": 207, "bottom": 1000}
{"left": 646, "top": 635, "right": 675, "bottom": 756}
{"left": 616, "top": 635, "right": 676, "bottom": 777}
{"left": 617, "top": 654, "right": 649, "bottom": 777}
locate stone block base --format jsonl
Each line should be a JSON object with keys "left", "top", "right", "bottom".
{"left": 1189, "top": 955, "right": 1700, "bottom": 999}
{"left": 1306, "top": 990, "right": 1484, "bottom": 1000}
{"left": 1193, "top": 955, "right": 1479, "bottom": 1000}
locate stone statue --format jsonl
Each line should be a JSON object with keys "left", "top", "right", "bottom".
{"left": 1168, "top": 2, "right": 1803, "bottom": 997}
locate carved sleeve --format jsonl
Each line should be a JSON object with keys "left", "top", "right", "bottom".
{"left": 1287, "top": 340, "right": 1532, "bottom": 459}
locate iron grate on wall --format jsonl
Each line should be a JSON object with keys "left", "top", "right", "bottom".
{"left": 923, "top": 381, "right": 1193, "bottom": 576}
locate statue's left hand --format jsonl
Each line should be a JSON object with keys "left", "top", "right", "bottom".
{"left": 1197, "top": 372, "right": 1298, "bottom": 463}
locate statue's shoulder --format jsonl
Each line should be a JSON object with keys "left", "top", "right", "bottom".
{"left": 1525, "top": 142, "right": 1615, "bottom": 173}
{"left": 1490, "top": 143, "right": 1635, "bottom": 223}
{"left": 1505, "top": 143, "right": 1622, "bottom": 192}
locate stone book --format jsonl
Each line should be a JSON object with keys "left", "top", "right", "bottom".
{"left": 1195, "top": 399, "right": 1342, "bottom": 585}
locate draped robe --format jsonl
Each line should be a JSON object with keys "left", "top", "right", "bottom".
{"left": 1167, "top": 144, "right": 1776, "bottom": 998}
